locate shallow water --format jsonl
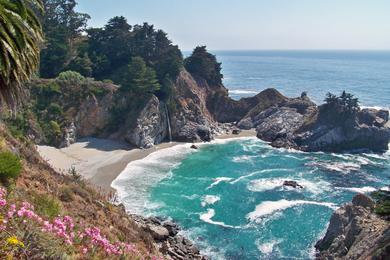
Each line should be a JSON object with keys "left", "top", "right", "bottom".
{"left": 112, "top": 138, "right": 390, "bottom": 259}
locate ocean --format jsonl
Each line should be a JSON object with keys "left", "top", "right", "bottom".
{"left": 112, "top": 51, "right": 390, "bottom": 259}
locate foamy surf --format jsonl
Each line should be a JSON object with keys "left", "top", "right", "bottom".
{"left": 111, "top": 143, "right": 195, "bottom": 214}
{"left": 201, "top": 195, "right": 221, "bottom": 207}
{"left": 247, "top": 200, "right": 337, "bottom": 221}
{"left": 256, "top": 239, "right": 282, "bottom": 255}
{"left": 247, "top": 178, "right": 330, "bottom": 194}
{"left": 230, "top": 168, "right": 294, "bottom": 184}
{"left": 207, "top": 177, "right": 234, "bottom": 189}
{"left": 200, "top": 209, "right": 238, "bottom": 228}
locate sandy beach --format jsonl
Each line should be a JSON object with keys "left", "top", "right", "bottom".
{"left": 37, "top": 129, "right": 256, "bottom": 191}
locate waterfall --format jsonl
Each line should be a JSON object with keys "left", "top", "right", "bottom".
{"left": 164, "top": 104, "right": 172, "bottom": 142}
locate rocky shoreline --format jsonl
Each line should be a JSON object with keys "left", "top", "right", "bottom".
{"left": 130, "top": 214, "right": 207, "bottom": 260}
{"left": 315, "top": 194, "right": 390, "bottom": 260}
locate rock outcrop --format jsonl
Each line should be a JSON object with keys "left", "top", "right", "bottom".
{"left": 124, "top": 95, "right": 169, "bottom": 148}
{"left": 252, "top": 93, "right": 390, "bottom": 152}
{"left": 315, "top": 194, "right": 390, "bottom": 260}
{"left": 131, "top": 215, "right": 207, "bottom": 260}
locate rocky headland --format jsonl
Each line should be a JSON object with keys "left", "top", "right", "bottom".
{"left": 315, "top": 194, "right": 390, "bottom": 260}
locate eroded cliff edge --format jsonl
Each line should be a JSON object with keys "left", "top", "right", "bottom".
{"left": 315, "top": 194, "right": 390, "bottom": 260}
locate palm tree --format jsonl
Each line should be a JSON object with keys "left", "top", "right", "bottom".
{"left": 0, "top": 0, "right": 43, "bottom": 106}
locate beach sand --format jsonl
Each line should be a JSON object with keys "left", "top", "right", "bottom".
{"left": 37, "top": 129, "right": 256, "bottom": 191}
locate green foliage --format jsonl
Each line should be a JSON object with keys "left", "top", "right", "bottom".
{"left": 372, "top": 189, "right": 390, "bottom": 217}
{"left": 68, "top": 166, "right": 82, "bottom": 182}
{"left": 0, "top": 151, "right": 22, "bottom": 183}
{"left": 57, "top": 71, "right": 85, "bottom": 82}
{"left": 0, "top": 0, "right": 43, "bottom": 105}
{"left": 32, "top": 193, "right": 62, "bottom": 219}
{"left": 184, "top": 46, "right": 223, "bottom": 85}
{"left": 86, "top": 18, "right": 182, "bottom": 92}
{"left": 66, "top": 53, "right": 93, "bottom": 77}
{"left": 120, "top": 57, "right": 160, "bottom": 94}
{"left": 40, "top": 0, "right": 90, "bottom": 78}
{"left": 322, "top": 91, "right": 360, "bottom": 125}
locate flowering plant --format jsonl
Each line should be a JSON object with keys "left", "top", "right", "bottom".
{"left": 0, "top": 187, "right": 163, "bottom": 259}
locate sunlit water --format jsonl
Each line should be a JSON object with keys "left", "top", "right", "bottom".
{"left": 112, "top": 138, "right": 390, "bottom": 259}
{"left": 216, "top": 50, "right": 390, "bottom": 109}
{"left": 113, "top": 51, "right": 390, "bottom": 259}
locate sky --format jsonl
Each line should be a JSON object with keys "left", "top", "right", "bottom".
{"left": 76, "top": 0, "right": 390, "bottom": 51}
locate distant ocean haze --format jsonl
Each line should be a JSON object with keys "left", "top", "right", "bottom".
{"left": 209, "top": 50, "right": 390, "bottom": 109}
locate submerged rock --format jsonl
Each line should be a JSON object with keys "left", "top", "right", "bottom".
{"left": 283, "top": 180, "right": 303, "bottom": 189}
{"left": 190, "top": 145, "right": 199, "bottom": 150}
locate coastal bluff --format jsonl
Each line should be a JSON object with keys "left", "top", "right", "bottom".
{"left": 27, "top": 69, "right": 390, "bottom": 153}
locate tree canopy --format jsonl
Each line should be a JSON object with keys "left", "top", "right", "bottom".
{"left": 184, "top": 46, "right": 223, "bottom": 85}
{"left": 39, "top": 0, "right": 90, "bottom": 78}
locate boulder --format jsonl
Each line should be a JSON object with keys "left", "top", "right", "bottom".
{"left": 147, "top": 224, "right": 170, "bottom": 241}
{"left": 352, "top": 194, "right": 375, "bottom": 210}
{"left": 232, "top": 128, "right": 242, "bottom": 135}
{"left": 190, "top": 145, "right": 199, "bottom": 150}
{"left": 283, "top": 180, "right": 303, "bottom": 189}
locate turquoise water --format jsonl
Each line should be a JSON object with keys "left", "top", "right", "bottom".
{"left": 112, "top": 138, "right": 390, "bottom": 259}
{"left": 113, "top": 51, "right": 390, "bottom": 259}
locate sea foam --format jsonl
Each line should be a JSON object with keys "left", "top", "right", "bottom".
{"left": 200, "top": 209, "right": 237, "bottom": 228}
{"left": 247, "top": 200, "right": 337, "bottom": 222}
{"left": 201, "top": 195, "right": 221, "bottom": 207}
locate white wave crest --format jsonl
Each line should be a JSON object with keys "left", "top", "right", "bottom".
{"left": 111, "top": 143, "right": 195, "bottom": 214}
{"left": 338, "top": 186, "right": 377, "bottom": 193}
{"left": 207, "top": 177, "right": 233, "bottom": 189}
{"left": 338, "top": 186, "right": 390, "bottom": 193}
{"left": 232, "top": 155, "right": 256, "bottom": 163}
{"left": 247, "top": 178, "right": 330, "bottom": 194}
{"left": 247, "top": 200, "right": 337, "bottom": 221}
{"left": 200, "top": 209, "right": 237, "bottom": 228}
{"left": 201, "top": 195, "right": 221, "bottom": 207}
{"left": 306, "top": 161, "right": 361, "bottom": 173}
{"left": 256, "top": 239, "right": 282, "bottom": 255}
{"left": 231, "top": 168, "right": 294, "bottom": 184}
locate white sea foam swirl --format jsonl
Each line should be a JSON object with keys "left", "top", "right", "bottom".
{"left": 247, "top": 200, "right": 337, "bottom": 221}
{"left": 231, "top": 168, "right": 294, "bottom": 184}
{"left": 201, "top": 195, "right": 221, "bottom": 207}
{"left": 200, "top": 209, "right": 237, "bottom": 228}
{"left": 207, "top": 177, "right": 233, "bottom": 189}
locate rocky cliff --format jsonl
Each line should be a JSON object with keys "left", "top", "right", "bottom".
{"left": 250, "top": 93, "right": 390, "bottom": 152}
{"left": 315, "top": 194, "right": 390, "bottom": 260}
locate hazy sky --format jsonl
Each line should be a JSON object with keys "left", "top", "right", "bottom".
{"left": 77, "top": 0, "right": 390, "bottom": 51}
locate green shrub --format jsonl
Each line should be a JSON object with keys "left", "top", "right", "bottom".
{"left": 0, "top": 151, "right": 22, "bottom": 183}
{"left": 47, "top": 103, "right": 63, "bottom": 118}
{"left": 33, "top": 193, "right": 62, "bottom": 219}
{"left": 57, "top": 71, "right": 85, "bottom": 82}
{"left": 371, "top": 190, "right": 390, "bottom": 217}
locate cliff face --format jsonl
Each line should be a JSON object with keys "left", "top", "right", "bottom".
{"left": 251, "top": 94, "right": 390, "bottom": 152}
{"left": 316, "top": 194, "right": 390, "bottom": 260}
{"left": 24, "top": 71, "right": 390, "bottom": 153}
